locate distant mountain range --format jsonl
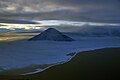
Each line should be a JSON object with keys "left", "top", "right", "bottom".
{"left": 76, "top": 26, "right": 120, "bottom": 37}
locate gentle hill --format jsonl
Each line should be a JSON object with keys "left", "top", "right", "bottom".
{"left": 0, "top": 48, "right": 120, "bottom": 80}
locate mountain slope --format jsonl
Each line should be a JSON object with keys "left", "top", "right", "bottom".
{"left": 26, "top": 48, "right": 120, "bottom": 80}
{"left": 1, "top": 48, "right": 119, "bottom": 80}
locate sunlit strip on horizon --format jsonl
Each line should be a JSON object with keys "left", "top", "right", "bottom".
{"left": 0, "top": 23, "right": 43, "bottom": 30}
{"left": 35, "top": 20, "right": 120, "bottom": 26}
{"left": 0, "top": 20, "right": 120, "bottom": 32}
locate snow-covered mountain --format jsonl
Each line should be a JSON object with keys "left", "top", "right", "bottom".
{"left": 29, "top": 28, "right": 75, "bottom": 41}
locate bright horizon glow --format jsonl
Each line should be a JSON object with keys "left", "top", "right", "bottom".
{"left": 35, "top": 20, "right": 120, "bottom": 26}
{"left": 0, "top": 20, "right": 120, "bottom": 32}
{"left": 0, "top": 23, "right": 43, "bottom": 31}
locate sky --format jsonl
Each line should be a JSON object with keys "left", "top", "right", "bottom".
{"left": 0, "top": 0, "right": 120, "bottom": 33}
{"left": 0, "top": 0, "right": 120, "bottom": 21}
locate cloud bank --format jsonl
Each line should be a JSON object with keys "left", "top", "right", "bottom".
{"left": 0, "top": 0, "right": 120, "bottom": 21}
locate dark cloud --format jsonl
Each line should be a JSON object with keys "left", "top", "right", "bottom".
{"left": 0, "top": 0, "right": 120, "bottom": 21}
{"left": 0, "top": 9, "right": 102, "bottom": 21}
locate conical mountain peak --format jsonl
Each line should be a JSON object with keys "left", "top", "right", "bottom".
{"left": 29, "top": 28, "right": 75, "bottom": 41}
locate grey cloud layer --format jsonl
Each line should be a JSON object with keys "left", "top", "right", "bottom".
{"left": 0, "top": 0, "right": 120, "bottom": 21}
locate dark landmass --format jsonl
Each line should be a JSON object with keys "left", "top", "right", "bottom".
{"left": 0, "top": 47, "right": 120, "bottom": 80}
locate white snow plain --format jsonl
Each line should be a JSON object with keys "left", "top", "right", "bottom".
{"left": 0, "top": 34, "right": 120, "bottom": 71}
